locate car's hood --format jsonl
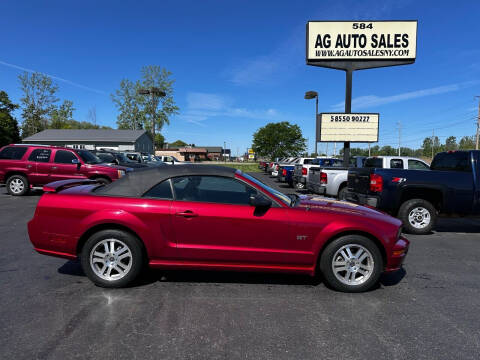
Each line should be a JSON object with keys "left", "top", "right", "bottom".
{"left": 296, "top": 195, "right": 401, "bottom": 226}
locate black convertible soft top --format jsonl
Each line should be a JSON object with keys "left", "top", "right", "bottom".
{"left": 96, "top": 164, "right": 237, "bottom": 197}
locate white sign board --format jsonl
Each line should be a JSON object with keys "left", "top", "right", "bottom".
{"left": 318, "top": 113, "right": 379, "bottom": 142}
{"left": 307, "top": 21, "right": 417, "bottom": 61}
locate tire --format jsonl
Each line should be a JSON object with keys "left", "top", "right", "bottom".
{"left": 398, "top": 199, "right": 436, "bottom": 235}
{"left": 80, "top": 229, "right": 144, "bottom": 288}
{"left": 320, "top": 235, "right": 383, "bottom": 293}
{"left": 92, "top": 177, "right": 111, "bottom": 185}
{"left": 337, "top": 186, "right": 347, "bottom": 201}
{"left": 6, "top": 174, "right": 29, "bottom": 196}
{"left": 295, "top": 181, "right": 305, "bottom": 190}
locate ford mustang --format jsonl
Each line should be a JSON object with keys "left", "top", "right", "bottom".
{"left": 28, "top": 165, "right": 409, "bottom": 292}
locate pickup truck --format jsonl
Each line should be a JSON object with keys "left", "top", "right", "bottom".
{"left": 308, "top": 156, "right": 429, "bottom": 200}
{"left": 293, "top": 157, "right": 339, "bottom": 190}
{"left": 0, "top": 144, "right": 128, "bottom": 196}
{"left": 346, "top": 151, "right": 480, "bottom": 235}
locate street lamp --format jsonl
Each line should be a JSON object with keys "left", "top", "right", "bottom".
{"left": 138, "top": 87, "right": 166, "bottom": 154}
{"left": 305, "top": 91, "right": 319, "bottom": 155}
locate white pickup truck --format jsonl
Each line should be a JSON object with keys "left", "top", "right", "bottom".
{"left": 307, "top": 156, "right": 430, "bottom": 199}
{"left": 292, "top": 157, "right": 342, "bottom": 190}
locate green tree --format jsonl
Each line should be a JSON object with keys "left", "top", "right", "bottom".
{"left": 111, "top": 66, "right": 179, "bottom": 134}
{"left": 422, "top": 137, "right": 433, "bottom": 157}
{"left": 459, "top": 135, "right": 475, "bottom": 150}
{"left": 154, "top": 133, "right": 165, "bottom": 150}
{"left": 111, "top": 79, "right": 145, "bottom": 130}
{"left": 49, "top": 100, "right": 75, "bottom": 129}
{"left": 445, "top": 136, "right": 457, "bottom": 151}
{"left": 252, "top": 121, "right": 307, "bottom": 160}
{"left": 0, "top": 91, "right": 20, "bottom": 146}
{"left": 168, "top": 139, "right": 188, "bottom": 148}
{"left": 19, "top": 72, "right": 59, "bottom": 137}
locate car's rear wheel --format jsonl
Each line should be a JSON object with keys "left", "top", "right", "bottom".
{"left": 337, "top": 186, "right": 347, "bottom": 201}
{"left": 294, "top": 181, "right": 304, "bottom": 190}
{"left": 320, "top": 235, "right": 383, "bottom": 292}
{"left": 81, "top": 229, "right": 144, "bottom": 288}
{"left": 6, "top": 175, "right": 29, "bottom": 196}
{"left": 398, "top": 199, "right": 436, "bottom": 235}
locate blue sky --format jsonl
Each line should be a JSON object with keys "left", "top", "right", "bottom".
{"left": 1, "top": 0, "right": 479, "bottom": 155}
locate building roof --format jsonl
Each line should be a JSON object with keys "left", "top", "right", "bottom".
{"left": 96, "top": 164, "right": 236, "bottom": 197}
{"left": 198, "top": 146, "right": 222, "bottom": 153}
{"left": 23, "top": 129, "right": 148, "bottom": 143}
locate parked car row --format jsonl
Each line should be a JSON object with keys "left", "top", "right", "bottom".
{"left": 262, "top": 151, "right": 480, "bottom": 235}
{"left": 0, "top": 144, "right": 186, "bottom": 196}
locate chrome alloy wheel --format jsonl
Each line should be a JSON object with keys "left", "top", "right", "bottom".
{"left": 9, "top": 178, "right": 25, "bottom": 194}
{"left": 408, "top": 207, "right": 431, "bottom": 229}
{"left": 89, "top": 239, "right": 133, "bottom": 281}
{"left": 331, "top": 244, "right": 374, "bottom": 286}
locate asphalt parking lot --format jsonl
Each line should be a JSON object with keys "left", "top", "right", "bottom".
{"left": 1, "top": 176, "right": 480, "bottom": 360}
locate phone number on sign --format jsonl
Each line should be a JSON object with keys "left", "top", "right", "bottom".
{"left": 330, "top": 115, "right": 370, "bottom": 122}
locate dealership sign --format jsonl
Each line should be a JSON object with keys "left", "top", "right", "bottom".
{"left": 307, "top": 21, "right": 417, "bottom": 65}
{"left": 317, "top": 113, "right": 379, "bottom": 143}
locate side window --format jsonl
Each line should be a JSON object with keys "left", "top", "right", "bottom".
{"left": 143, "top": 180, "right": 173, "bottom": 199}
{"left": 390, "top": 159, "right": 404, "bottom": 169}
{"left": 172, "top": 176, "right": 257, "bottom": 205}
{"left": 431, "top": 152, "right": 472, "bottom": 172}
{"left": 28, "top": 149, "right": 51, "bottom": 162}
{"left": 97, "top": 153, "right": 115, "bottom": 163}
{"left": 54, "top": 150, "right": 78, "bottom": 164}
{"left": 0, "top": 146, "right": 28, "bottom": 160}
{"left": 408, "top": 160, "right": 430, "bottom": 170}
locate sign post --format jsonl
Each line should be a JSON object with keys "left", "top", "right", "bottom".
{"left": 306, "top": 20, "right": 417, "bottom": 164}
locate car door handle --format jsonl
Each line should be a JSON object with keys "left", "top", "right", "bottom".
{"left": 175, "top": 210, "right": 198, "bottom": 218}
{"left": 51, "top": 166, "right": 58, "bottom": 170}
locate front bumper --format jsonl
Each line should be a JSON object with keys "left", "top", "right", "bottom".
{"left": 385, "top": 236, "right": 409, "bottom": 272}
{"left": 345, "top": 191, "right": 379, "bottom": 208}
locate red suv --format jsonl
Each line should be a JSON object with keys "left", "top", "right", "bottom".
{"left": 0, "top": 144, "right": 128, "bottom": 196}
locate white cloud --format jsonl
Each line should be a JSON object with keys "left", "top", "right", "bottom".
{"left": 331, "top": 82, "right": 477, "bottom": 111}
{"left": 0, "top": 60, "right": 107, "bottom": 95}
{"left": 178, "top": 92, "right": 282, "bottom": 126}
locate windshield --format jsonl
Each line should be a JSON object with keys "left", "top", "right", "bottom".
{"left": 76, "top": 150, "right": 102, "bottom": 164}
{"left": 239, "top": 171, "right": 292, "bottom": 207}
{"left": 114, "top": 153, "right": 131, "bottom": 163}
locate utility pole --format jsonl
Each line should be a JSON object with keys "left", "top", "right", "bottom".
{"left": 431, "top": 129, "right": 435, "bottom": 160}
{"left": 368, "top": 143, "right": 371, "bottom": 157}
{"left": 138, "top": 87, "right": 166, "bottom": 154}
{"left": 397, "top": 121, "right": 401, "bottom": 156}
{"left": 475, "top": 96, "right": 480, "bottom": 150}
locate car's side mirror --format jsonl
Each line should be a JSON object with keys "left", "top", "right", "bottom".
{"left": 72, "top": 158, "right": 81, "bottom": 169}
{"left": 249, "top": 194, "right": 272, "bottom": 208}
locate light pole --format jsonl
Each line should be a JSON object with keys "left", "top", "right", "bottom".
{"left": 138, "top": 87, "right": 166, "bottom": 154}
{"left": 305, "top": 91, "right": 319, "bottom": 155}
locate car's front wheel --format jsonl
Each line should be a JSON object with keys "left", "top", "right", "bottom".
{"left": 319, "top": 235, "right": 383, "bottom": 292}
{"left": 81, "top": 229, "right": 144, "bottom": 288}
{"left": 6, "top": 174, "right": 29, "bottom": 196}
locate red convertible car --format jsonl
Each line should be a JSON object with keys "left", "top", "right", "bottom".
{"left": 28, "top": 165, "right": 409, "bottom": 292}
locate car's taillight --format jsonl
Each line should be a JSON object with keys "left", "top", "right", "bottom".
{"left": 282, "top": 169, "right": 287, "bottom": 176}
{"left": 369, "top": 174, "right": 383, "bottom": 192}
{"left": 320, "top": 172, "right": 327, "bottom": 184}
{"left": 302, "top": 167, "right": 307, "bottom": 175}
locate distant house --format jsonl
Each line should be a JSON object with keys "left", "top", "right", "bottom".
{"left": 22, "top": 129, "right": 153, "bottom": 153}
{"left": 155, "top": 145, "right": 231, "bottom": 161}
